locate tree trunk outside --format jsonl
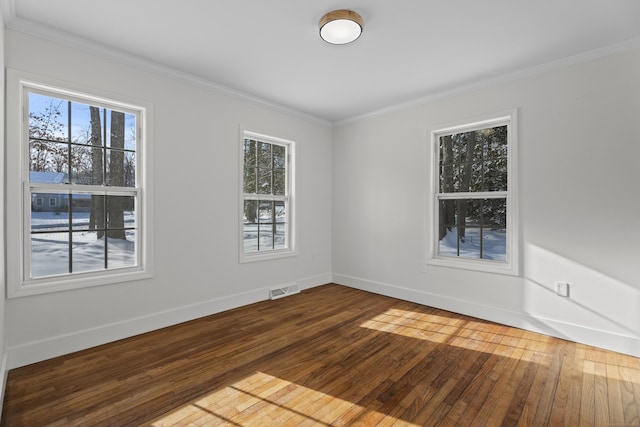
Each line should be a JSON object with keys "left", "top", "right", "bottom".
{"left": 440, "top": 135, "right": 455, "bottom": 240}
{"left": 89, "top": 106, "right": 104, "bottom": 238}
{"left": 458, "top": 131, "right": 476, "bottom": 242}
{"left": 108, "top": 111, "right": 126, "bottom": 240}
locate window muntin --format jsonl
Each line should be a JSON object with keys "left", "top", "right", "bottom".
{"left": 4, "top": 70, "right": 153, "bottom": 297}
{"left": 241, "top": 132, "right": 294, "bottom": 261}
{"left": 430, "top": 114, "right": 517, "bottom": 275}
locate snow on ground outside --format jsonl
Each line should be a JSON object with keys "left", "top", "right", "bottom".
{"left": 439, "top": 227, "right": 506, "bottom": 261}
{"left": 31, "top": 211, "right": 136, "bottom": 277}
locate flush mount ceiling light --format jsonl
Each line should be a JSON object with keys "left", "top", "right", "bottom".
{"left": 319, "top": 9, "right": 363, "bottom": 45}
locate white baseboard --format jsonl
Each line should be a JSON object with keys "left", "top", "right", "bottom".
{"left": 332, "top": 273, "right": 640, "bottom": 358}
{"left": 7, "top": 272, "right": 332, "bottom": 369}
{"left": 297, "top": 273, "right": 332, "bottom": 291}
{"left": 0, "top": 350, "right": 8, "bottom": 418}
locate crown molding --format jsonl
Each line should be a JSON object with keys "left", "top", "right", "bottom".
{"left": 1, "top": 3, "right": 332, "bottom": 128}
{"left": 335, "top": 36, "right": 640, "bottom": 127}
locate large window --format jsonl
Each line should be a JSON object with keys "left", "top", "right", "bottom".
{"left": 429, "top": 113, "right": 518, "bottom": 275}
{"left": 240, "top": 131, "right": 295, "bottom": 262}
{"left": 6, "top": 70, "right": 153, "bottom": 297}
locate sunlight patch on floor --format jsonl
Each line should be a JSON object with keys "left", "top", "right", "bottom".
{"left": 150, "top": 371, "right": 420, "bottom": 426}
{"left": 360, "top": 308, "right": 551, "bottom": 364}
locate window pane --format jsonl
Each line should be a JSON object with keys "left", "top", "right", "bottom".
{"left": 105, "top": 149, "right": 135, "bottom": 187}
{"left": 482, "top": 228, "right": 506, "bottom": 261}
{"left": 439, "top": 126, "right": 508, "bottom": 194}
{"left": 259, "top": 229, "right": 274, "bottom": 250}
{"left": 275, "top": 223, "right": 286, "bottom": 249}
{"left": 244, "top": 166, "right": 256, "bottom": 194}
{"left": 77, "top": 195, "right": 105, "bottom": 230}
{"left": 105, "top": 111, "right": 136, "bottom": 149}
{"left": 72, "top": 145, "right": 105, "bottom": 185}
{"left": 257, "top": 142, "right": 272, "bottom": 168}
{"left": 439, "top": 163, "right": 454, "bottom": 193}
{"left": 72, "top": 231, "right": 105, "bottom": 273}
{"left": 107, "top": 229, "right": 136, "bottom": 268}
{"left": 274, "top": 201, "right": 287, "bottom": 249}
{"left": 482, "top": 160, "right": 507, "bottom": 192}
{"left": 479, "top": 198, "right": 507, "bottom": 261}
{"left": 482, "top": 198, "right": 506, "bottom": 228}
{"left": 273, "top": 145, "right": 285, "bottom": 168}
{"left": 244, "top": 139, "right": 257, "bottom": 167}
{"left": 273, "top": 169, "right": 286, "bottom": 195}
{"left": 69, "top": 101, "right": 94, "bottom": 144}
{"left": 123, "top": 152, "right": 136, "bottom": 187}
{"left": 438, "top": 198, "right": 506, "bottom": 261}
{"left": 31, "top": 198, "right": 70, "bottom": 231}
{"left": 257, "top": 168, "right": 272, "bottom": 194}
{"left": 243, "top": 200, "right": 259, "bottom": 253}
{"left": 482, "top": 125, "right": 508, "bottom": 160}
{"left": 107, "top": 196, "right": 136, "bottom": 230}
{"left": 259, "top": 201, "right": 274, "bottom": 250}
{"left": 30, "top": 141, "right": 69, "bottom": 177}
{"left": 123, "top": 113, "right": 137, "bottom": 151}
{"left": 31, "top": 233, "right": 69, "bottom": 278}
{"left": 438, "top": 200, "right": 481, "bottom": 259}
{"left": 29, "top": 93, "right": 68, "bottom": 142}
{"left": 68, "top": 145, "right": 91, "bottom": 184}
{"left": 259, "top": 201, "right": 273, "bottom": 224}
{"left": 68, "top": 194, "right": 92, "bottom": 230}
{"left": 438, "top": 227, "right": 483, "bottom": 259}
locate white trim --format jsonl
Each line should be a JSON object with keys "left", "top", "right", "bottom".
{"left": 427, "top": 110, "right": 519, "bottom": 276}
{"left": 6, "top": 68, "right": 155, "bottom": 298}
{"left": 6, "top": 273, "right": 331, "bottom": 369}
{"left": 332, "top": 273, "right": 640, "bottom": 358}
{"left": 239, "top": 129, "right": 297, "bottom": 263}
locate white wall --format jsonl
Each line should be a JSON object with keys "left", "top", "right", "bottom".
{"left": 4, "top": 30, "right": 333, "bottom": 368}
{"left": 333, "top": 47, "right": 640, "bottom": 357}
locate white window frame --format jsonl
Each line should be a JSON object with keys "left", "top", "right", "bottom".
{"left": 239, "top": 130, "right": 296, "bottom": 263}
{"left": 6, "top": 69, "right": 154, "bottom": 297}
{"left": 427, "top": 110, "right": 518, "bottom": 276}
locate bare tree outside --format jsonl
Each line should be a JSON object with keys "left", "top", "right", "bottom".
{"left": 89, "top": 106, "right": 105, "bottom": 237}
{"left": 108, "top": 111, "right": 126, "bottom": 240}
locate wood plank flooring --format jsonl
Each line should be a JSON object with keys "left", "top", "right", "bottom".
{"left": 2, "top": 284, "right": 639, "bottom": 426}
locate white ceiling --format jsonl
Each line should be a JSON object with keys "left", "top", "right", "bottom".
{"left": 4, "top": 0, "right": 640, "bottom": 123}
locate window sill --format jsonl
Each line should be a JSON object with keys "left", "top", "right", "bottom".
{"left": 240, "top": 249, "right": 298, "bottom": 264}
{"left": 8, "top": 268, "right": 153, "bottom": 298}
{"left": 427, "top": 256, "right": 518, "bottom": 276}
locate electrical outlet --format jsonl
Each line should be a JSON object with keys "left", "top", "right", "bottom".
{"left": 555, "top": 281, "right": 570, "bottom": 297}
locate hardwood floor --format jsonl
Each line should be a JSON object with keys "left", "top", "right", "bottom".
{"left": 2, "top": 284, "right": 639, "bottom": 426}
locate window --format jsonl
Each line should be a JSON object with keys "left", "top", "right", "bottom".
{"left": 240, "top": 131, "right": 295, "bottom": 262}
{"left": 428, "top": 112, "right": 518, "bottom": 275}
{"left": 6, "top": 70, "right": 153, "bottom": 297}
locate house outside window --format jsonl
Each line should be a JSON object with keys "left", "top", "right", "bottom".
{"left": 428, "top": 112, "right": 518, "bottom": 275}
{"left": 6, "top": 70, "right": 153, "bottom": 297}
{"left": 240, "top": 131, "right": 295, "bottom": 262}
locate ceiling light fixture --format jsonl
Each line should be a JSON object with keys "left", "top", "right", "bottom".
{"left": 319, "top": 9, "right": 363, "bottom": 45}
